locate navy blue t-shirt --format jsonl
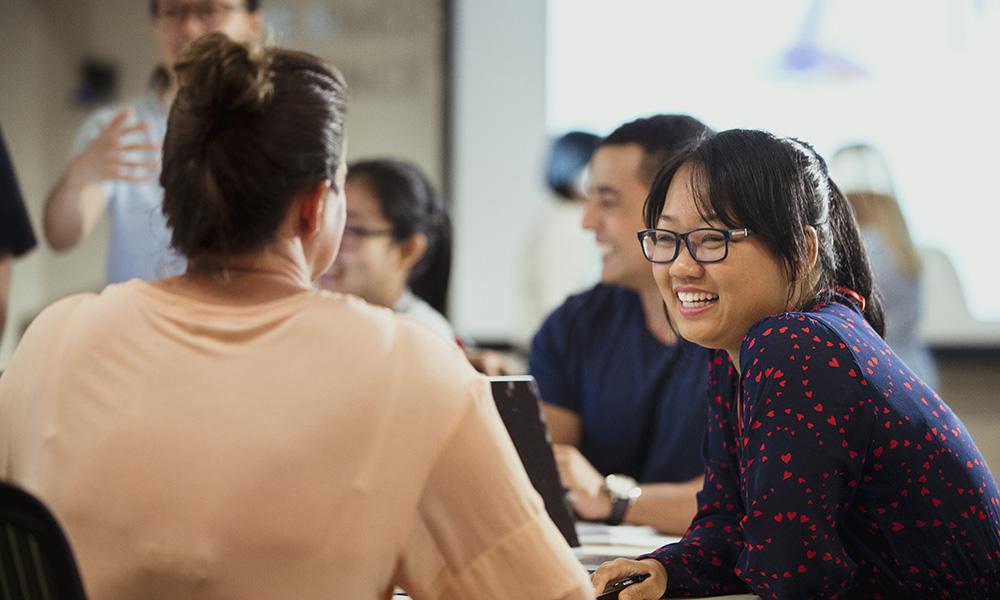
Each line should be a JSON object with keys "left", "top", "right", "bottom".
{"left": 529, "top": 284, "right": 711, "bottom": 483}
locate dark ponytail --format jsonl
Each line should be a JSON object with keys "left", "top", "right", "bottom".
{"left": 347, "top": 159, "right": 452, "bottom": 315}
{"left": 819, "top": 180, "right": 885, "bottom": 335}
{"left": 410, "top": 215, "right": 451, "bottom": 316}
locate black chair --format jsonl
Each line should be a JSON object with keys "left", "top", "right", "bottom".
{"left": 0, "top": 481, "right": 87, "bottom": 600}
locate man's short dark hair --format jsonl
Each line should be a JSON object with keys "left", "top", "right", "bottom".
{"left": 150, "top": 0, "right": 262, "bottom": 16}
{"left": 600, "top": 115, "right": 712, "bottom": 184}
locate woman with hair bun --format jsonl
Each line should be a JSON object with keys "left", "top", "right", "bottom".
{"left": 591, "top": 129, "right": 1000, "bottom": 599}
{"left": 0, "top": 34, "right": 591, "bottom": 600}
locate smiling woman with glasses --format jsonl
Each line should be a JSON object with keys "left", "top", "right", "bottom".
{"left": 593, "top": 129, "right": 1000, "bottom": 599}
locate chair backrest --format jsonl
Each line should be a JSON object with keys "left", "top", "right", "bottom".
{"left": 0, "top": 481, "right": 87, "bottom": 600}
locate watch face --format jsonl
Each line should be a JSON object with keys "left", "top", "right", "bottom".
{"left": 605, "top": 474, "right": 639, "bottom": 498}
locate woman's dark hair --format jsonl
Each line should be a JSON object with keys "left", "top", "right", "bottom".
{"left": 148, "top": 1, "right": 263, "bottom": 92}
{"left": 348, "top": 159, "right": 452, "bottom": 315}
{"left": 643, "top": 129, "right": 885, "bottom": 336}
{"left": 160, "top": 33, "right": 347, "bottom": 264}
{"left": 545, "top": 131, "right": 599, "bottom": 200}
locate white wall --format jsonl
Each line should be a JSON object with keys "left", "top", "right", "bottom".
{"left": 450, "top": 0, "right": 549, "bottom": 343}
{"left": 265, "top": 0, "right": 444, "bottom": 183}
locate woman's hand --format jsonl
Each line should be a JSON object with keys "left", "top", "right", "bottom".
{"left": 553, "top": 443, "right": 612, "bottom": 521}
{"left": 591, "top": 558, "right": 667, "bottom": 600}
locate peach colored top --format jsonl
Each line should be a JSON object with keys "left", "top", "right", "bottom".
{"left": 0, "top": 281, "right": 591, "bottom": 600}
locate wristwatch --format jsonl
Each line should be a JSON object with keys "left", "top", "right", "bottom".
{"left": 603, "top": 473, "right": 642, "bottom": 526}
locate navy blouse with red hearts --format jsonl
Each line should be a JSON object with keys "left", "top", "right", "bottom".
{"left": 643, "top": 296, "right": 1000, "bottom": 598}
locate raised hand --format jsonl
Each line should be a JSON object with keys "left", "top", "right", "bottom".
{"left": 73, "top": 108, "right": 160, "bottom": 184}
{"left": 44, "top": 108, "right": 163, "bottom": 251}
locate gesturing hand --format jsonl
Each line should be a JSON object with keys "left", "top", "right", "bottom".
{"left": 552, "top": 443, "right": 612, "bottom": 521}
{"left": 73, "top": 108, "right": 160, "bottom": 185}
{"left": 591, "top": 558, "right": 667, "bottom": 600}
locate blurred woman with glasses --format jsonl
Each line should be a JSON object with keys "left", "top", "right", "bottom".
{"left": 592, "top": 129, "right": 1000, "bottom": 599}
{"left": 1, "top": 34, "right": 592, "bottom": 600}
{"left": 830, "top": 142, "right": 939, "bottom": 388}
{"left": 318, "top": 158, "right": 455, "bottom": 341}
{"left": 43, "top": 1, "right": 263, "bottom": 284}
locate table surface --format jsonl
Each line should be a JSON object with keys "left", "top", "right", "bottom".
{"left": 394, "top": 522, "right": 759, "bottom": 599}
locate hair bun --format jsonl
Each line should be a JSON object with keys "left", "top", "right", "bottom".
{"left": 172, "top": 32, "right": 273, "bottom": 124}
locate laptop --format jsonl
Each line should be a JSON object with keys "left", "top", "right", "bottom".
{"left": 487, "top": 375, "right": 580, "bottom": 548}
{"left": 487, "top": 376, "right": 678, "bottom": 575}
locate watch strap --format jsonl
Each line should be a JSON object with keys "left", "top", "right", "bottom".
{"left": 603, "top": 474, "right": 640, "bottom": 525}
{"left": 606, "top": 495, "right": 631, "bottom": 526}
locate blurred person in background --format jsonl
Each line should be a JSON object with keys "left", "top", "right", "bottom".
{"left": 830, "top": 142, "right": 938, "bottom": 388}
{"left": 42, "top": 0, "right": 264, "bottom": 283}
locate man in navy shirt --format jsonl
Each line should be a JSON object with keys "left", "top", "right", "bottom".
{"left": 529, "top": 115, "right": 714, "bottom": 534}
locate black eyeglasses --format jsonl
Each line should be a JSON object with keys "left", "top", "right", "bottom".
{"left": 637, "top": 227, "right": 751, "bottom": 264}
{"left": 340, "top": 225, "right": 397, "bottom": 248}
{"left": 343, "top": 225, "right": 394, "bottom": 238}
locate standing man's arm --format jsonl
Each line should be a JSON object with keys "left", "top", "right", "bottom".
{"left": 43, "top": 109, "right": 159, "bottom": 251}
